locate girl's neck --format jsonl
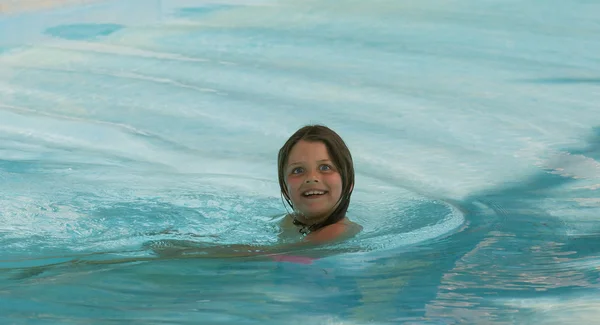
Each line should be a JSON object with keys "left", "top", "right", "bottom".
{"left": 293, "top": 212, "right": 328, "bottom": 227}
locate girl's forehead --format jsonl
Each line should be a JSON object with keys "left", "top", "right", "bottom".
{"left": 288, "top": 141, "right": 331, "bottom": 160}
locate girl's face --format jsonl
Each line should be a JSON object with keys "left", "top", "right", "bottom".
{"left": 284, "top": 140, "right": 343, "bottom": 223}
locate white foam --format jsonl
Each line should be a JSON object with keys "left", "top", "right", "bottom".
{"left": 499, "top": 296, "right": 600, "bottom": 325}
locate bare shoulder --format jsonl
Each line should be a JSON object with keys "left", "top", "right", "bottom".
{"left": 343, "top": 218, "right": 363, "bottom": 236}
{"left": 278, "top": 214, "right": 296, "bottom": 229}
{"left": 277, "top": 214, "right": 305, "bottom": 242}
{"left": 305, "top": 217, "right": 362, "bottom": 244}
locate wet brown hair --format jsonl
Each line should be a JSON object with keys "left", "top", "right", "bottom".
{"left": 277, "top": 124, "right": 354, "bottom": 233}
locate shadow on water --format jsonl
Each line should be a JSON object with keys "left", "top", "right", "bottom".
{"left": 43, "top": 23, "right": 124, "bottom": 41}
{"left": 346, "top": 126, "right": 600, "bottom": 323}
{"left": 419, "top": 126, "right": 600, "bottom": 323}
{"left": 569, "top": 127, "right": 600, "bottom": 159}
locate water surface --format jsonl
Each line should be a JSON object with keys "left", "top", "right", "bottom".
{"left": 1, "top": 0, "right": 600, "bottom": 324}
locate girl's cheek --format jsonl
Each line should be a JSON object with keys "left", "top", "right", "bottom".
{"left": 286, "top": 178, "right": 300, "bottom": 194}
{"left": 287, "top": 175, "right": 301, "bottom": 186}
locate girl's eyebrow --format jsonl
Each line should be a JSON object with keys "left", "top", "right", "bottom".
{"left": 288, "top": 159, "right": 331, "bottom": 166}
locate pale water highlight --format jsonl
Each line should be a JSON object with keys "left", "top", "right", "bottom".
{"left": 1, "top": 0, "right": 599, "bottom": 324}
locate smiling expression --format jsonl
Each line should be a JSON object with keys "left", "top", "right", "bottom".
{"left": 284, "top": 140, "right": 343, "bottom": 223}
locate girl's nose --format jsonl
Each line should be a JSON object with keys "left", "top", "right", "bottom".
{"left": 304, "top": 170, "right": 319, "bottom": 183}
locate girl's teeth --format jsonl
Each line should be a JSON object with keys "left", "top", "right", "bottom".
{"left": 304, "top": 191, "right": 325, "bottom": 196}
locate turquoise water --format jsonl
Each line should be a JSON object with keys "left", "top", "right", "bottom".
{"left": 1, "top": 0, "right": 600, "bottom": 324}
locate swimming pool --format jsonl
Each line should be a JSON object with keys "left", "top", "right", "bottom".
{"left": 1, "top": 0, "right": 599, "bottom": 323}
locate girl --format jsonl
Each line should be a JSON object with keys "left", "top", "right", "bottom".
{"left": 276, "top": 124, "right": 362, "bottom": 243}
{"left": 150, "top": 124, "right": 362, "bottom": 259}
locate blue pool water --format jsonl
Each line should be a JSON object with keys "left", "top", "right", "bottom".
{"left": 1, "top": 0, "right": 600, "bottom": 323}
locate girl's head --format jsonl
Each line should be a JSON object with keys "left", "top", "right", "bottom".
{"left": 277, "top": 125, "right": 354, "bottom": 232}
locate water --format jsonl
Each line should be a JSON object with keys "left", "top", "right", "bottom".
{"left": 1, "top": 0, "right": 599, "bottom": 323}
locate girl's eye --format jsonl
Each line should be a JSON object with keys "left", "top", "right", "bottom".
{"left": 319, "top": 164, "right": 332, "bottom": 171}
{"left": 291, "top": 167, "right": 304, "bottom": 174}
